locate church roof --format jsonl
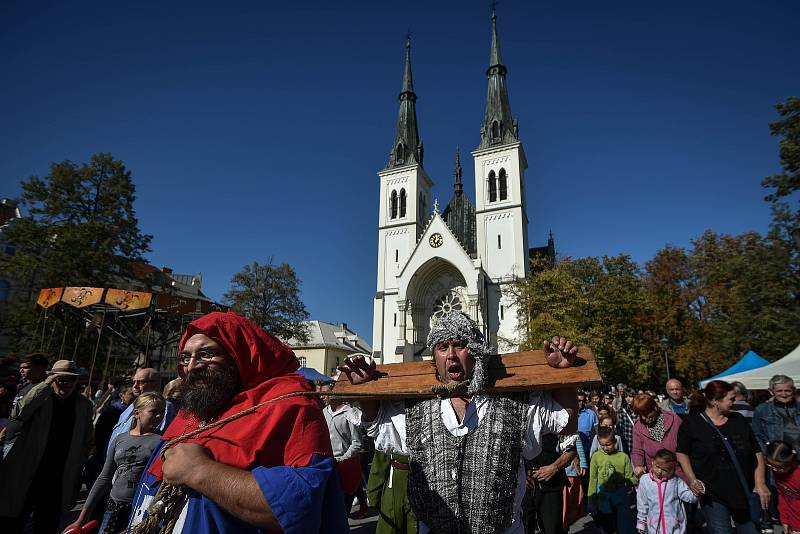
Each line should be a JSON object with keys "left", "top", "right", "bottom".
{"left": 385, "top": 37, "right": 424, "bottom": 170}
{"left": 441, "top": 148, "right": 477, "bottom": 256}
{"left": 478, "top": 9, "right": 519, "bottom": 150}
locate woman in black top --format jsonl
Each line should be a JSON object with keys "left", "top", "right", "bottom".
{"left": 676, "top": 380, "right": 769, "bottom": 534}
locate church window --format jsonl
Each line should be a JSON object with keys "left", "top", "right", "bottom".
{"left": 499, "top": 168, "right": 508, "bottom": 200}
{"left": 488, "top": 171, "right": 497, "bottom": 202}
{"left": 432, "top": 291, "right": 463, "bottom": 320}
{"left": 297, "top": 356, "right": 307, "bottom": 368}
{"left": 491, "top": 120, "right": 501, "bottom": 143}
{"left": 395, "top": 249, "right": 398, "bottom": 262}
{"left": 498, "top": 234, "right": 502, "bottom": 249}
{"left": 396, "top": 143, "right": 405, "bottom": 164}
{"left": 393, "top": 314, "right": 397, "bottom": 327}
{"left": 399, "top": 189, "right": 407, "bottom": 217}
{"left": 390, "top": 190, "right": 398, "bottom": 219}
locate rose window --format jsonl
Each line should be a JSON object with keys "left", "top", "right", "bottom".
{"left": 432, "top": 291, "right": 463, "bottom": 319}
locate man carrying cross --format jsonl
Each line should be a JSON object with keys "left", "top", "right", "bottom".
{"left": 340, "top": 311, "right": 579, "bottom": 534}
{"left": 126, "top": 311, "right": 349, "bottom": 534}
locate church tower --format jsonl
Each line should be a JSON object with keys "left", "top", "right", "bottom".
{"left": 373, "top": 38, "right": 433, "bottom": 363}
{"left": 472, "top": 10, "right": 529, "bottom": 350}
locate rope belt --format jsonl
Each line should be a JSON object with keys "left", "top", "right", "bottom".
{"left": 130, "top": 380, "right": 472, "bottom": 533}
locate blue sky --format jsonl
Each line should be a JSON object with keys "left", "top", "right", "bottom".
{"left": 2, "top": 1, "right": 798, "bottom": 345}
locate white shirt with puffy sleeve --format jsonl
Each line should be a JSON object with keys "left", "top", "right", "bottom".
{"left": 356, "top": 391, "right": 569, "bottom": 534}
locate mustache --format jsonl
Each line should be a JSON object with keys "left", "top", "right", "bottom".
{"left": 179, "top": 364, "right": 239, "bottom": 421}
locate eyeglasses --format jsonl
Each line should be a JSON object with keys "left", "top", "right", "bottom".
{"left": 178, "top": 349, "right": 225, "bottom": 365}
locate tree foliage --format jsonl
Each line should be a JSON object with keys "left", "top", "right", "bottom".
{"left": 0, "top": 153, "right": 152, "bottom": 353}
{"left": 224, "top": 260, "right": 310, "bottom": 343}
{"left": 1, "top": 153, "right": 151, "bottom": 291}
{"left": 762, "top": 96, "right": 800, "bottom": 205}
{"left": 514, "top": 231, "right": 800, "bottom": 388}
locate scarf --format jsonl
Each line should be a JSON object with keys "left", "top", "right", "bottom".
{"left": 647, "top": 413, "right": 666, "bottom": 442}
{"left": 148, "top": 311, "right": 332, "bottom": 480}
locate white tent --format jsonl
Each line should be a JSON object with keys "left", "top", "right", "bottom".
{"left": 705, "top": 343, "right": 800, "bottom": 390}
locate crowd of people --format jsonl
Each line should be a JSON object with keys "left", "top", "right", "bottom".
{"left": 0, "top": 311, "right": 799, "bottom": 534}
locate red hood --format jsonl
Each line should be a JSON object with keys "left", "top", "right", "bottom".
{"left": 177, "top": 311, "right": 300, "bottom": 389}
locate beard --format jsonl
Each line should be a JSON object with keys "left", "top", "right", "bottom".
{"left": 179, "top": 363, "right": 240, "bottom": 422}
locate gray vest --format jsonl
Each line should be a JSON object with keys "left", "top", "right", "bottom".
{"left": 406, "top": 394, "right": 528, "bottom": 534}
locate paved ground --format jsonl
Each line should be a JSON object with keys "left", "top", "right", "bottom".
{"left": 346, "top": 503, "right": 602, "bottom": 533}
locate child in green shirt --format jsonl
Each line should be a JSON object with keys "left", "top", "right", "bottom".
{"left": 589, "top": 426, "right": 638, "bottom": 534}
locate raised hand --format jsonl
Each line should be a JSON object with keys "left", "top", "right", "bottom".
{"left": 543, "top": 336, "right": 578, "bottom": 368}
{"left": 337, "top": 354, "right": 378, "bottom": 385}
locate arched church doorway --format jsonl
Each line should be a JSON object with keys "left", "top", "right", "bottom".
{"left": 405, "top": 258, "right": 470, "bottom": 358}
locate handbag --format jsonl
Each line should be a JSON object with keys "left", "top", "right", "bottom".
{"left": 700, "top": 413, "right": 764, "bottom": 523}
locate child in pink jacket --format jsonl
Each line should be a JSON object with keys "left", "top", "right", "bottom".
{"left": 636, "top": 449, "right": 697, "bottom": 534}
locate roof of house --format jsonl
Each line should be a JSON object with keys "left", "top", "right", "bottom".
{"left": 287, "top": 320, "right": 372, "bottom": 354}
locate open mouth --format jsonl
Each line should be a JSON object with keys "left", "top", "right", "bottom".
{"left": 447, "top": 363, "right": 464, "bottom": 381}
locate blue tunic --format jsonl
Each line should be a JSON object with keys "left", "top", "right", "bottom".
{"left": 128, "top": 442, "right": 349, "bottom": 533}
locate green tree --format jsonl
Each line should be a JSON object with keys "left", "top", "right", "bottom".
{"left": 0, "top": 153, "right": 152, "bottom": 353}
{"left": 762, "top": 96, "right": 800, "bottom": 206}
{"left": 224, "top": 260, "right": 310, "bottom": 343}
{"left": 689, "top": 230, "right": 799, "bottom": 366}
{"left": 513, "top": 255, "right": 652, "bottom": 386}
{"left": 513, "top": 256, "right": 587, "bottom": 349}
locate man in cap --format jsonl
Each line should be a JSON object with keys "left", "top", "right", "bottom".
{"left": 0, "top": 359, "right": 94, "bottom": 534}
{"left": 127, "top": 311, "right": 348, "bottom": 533}
{"left": 340, "top": 311, "right": 578, "bottom": 534}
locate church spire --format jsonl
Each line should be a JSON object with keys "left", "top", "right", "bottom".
{"left": 454, "top": 147, "right": 463, "bottom": 195}
{"left": 386, "top": 36, "right": 423, "bottom": 169}
{"left": 479, "top": 8, "right": 518, "bottom": 149}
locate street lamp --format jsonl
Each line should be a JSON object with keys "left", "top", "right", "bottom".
{"left": 660, "top": 335, "right": 671, "bottom": 382}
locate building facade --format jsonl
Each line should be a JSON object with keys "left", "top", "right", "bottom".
{"left": 288, "top": 321, "right": 372, "bottom": 377}
{"left": 372, "top": 13, "right": 552, "bottom": 363}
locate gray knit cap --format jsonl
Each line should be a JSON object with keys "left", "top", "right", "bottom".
{"left": 426, "top": 311, "right": 494, "bottom": 395}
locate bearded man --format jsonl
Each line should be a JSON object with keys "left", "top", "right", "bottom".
{"left": 127, "top": 312, "right": 348, "bottom": 533}
{"left": 340, "top": 311, "right": 578, "bottom": 534}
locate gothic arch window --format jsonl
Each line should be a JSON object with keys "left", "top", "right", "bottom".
{"left": 399, "top": 189, "right": 407, "bottom": 217}
{"left": 396, "top": 143, "right": 406, "bottom": 164}
{"left": 491, "top": 120, "right": 501, "bottom": 143}
{"left": 488, "top": 170, "right": 497, "bottom": 203}
{"left": 297, "top": 356, "right": 307, "bottom": 368}
{"left": 499, "top": 168, "right": 508, "bottom": 200}
{"left": 390, "top": 190, "right": 398, "bottom": 219}
{"left": 432, "top": 291, "right": 463, "bottom": 320}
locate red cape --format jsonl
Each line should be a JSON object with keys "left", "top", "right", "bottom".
{"left": 148, "top": 312, "right": 332, "bottom": 480}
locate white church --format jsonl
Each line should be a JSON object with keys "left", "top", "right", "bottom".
{"left": 372, "top": 12, "right": 555, "bottom": 364}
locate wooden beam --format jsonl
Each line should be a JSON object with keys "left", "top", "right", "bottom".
{"left": 333, "top": 346, "right": 601, "bottom": 399}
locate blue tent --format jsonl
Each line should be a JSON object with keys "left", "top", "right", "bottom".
{"left": 700, "top": 350, "right": 769, "bottom": 387}
{"left": 296, "top": 366, "right": 335, "bottom": 383}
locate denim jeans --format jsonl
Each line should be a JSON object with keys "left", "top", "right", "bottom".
{"left": 701, "top": 500, "right": 758, "bottom": 534}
